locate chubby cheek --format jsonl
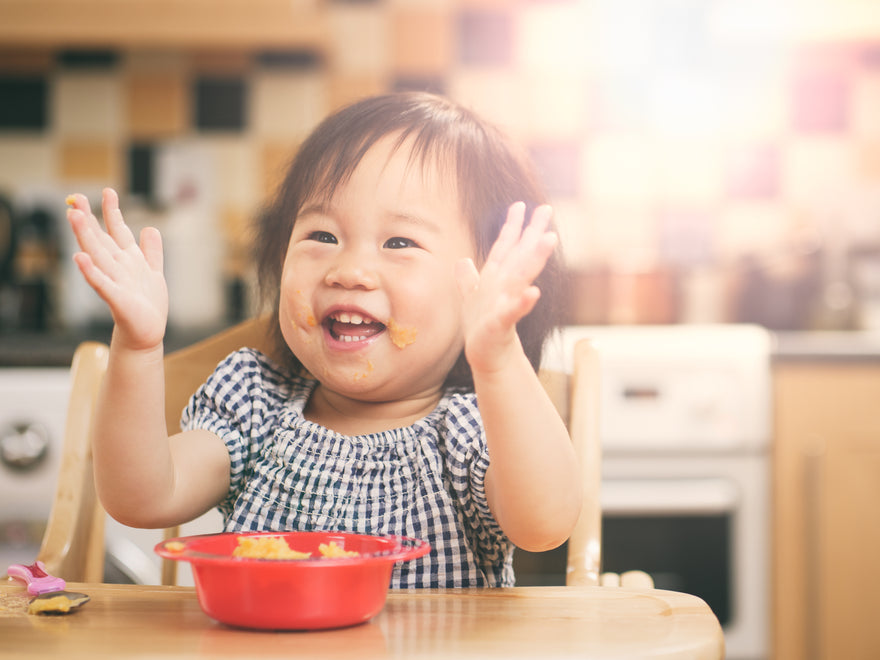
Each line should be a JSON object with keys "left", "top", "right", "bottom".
{"left": 279, "top": 273, "right": 319, "bottom": 348}
{"left": 401, "top": 274, "right": 465, "bottom": 360}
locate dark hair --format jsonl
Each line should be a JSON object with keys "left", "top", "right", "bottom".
{"left": 254, "top": 91, "right": 567, "bottom": 388}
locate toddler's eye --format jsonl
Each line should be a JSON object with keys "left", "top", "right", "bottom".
{"left": 308, "top": 230, "right": 337, "bottom": 244}
{"left": 384, "top": 236, "right": 418, "bottom": 249}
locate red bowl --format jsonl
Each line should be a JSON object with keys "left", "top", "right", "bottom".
{"left": 155, "top": 530, "right": 430, "bottom": 630}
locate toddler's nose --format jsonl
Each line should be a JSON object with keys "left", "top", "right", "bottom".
{"left": 324, "top": 253, "right": 379, "bottom": 290}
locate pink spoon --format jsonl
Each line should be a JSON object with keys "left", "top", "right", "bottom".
{"left": 7, "top": 560, "right": 67, "bottom": 595}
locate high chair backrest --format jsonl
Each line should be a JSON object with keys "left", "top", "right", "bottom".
{"left": 164, "top": 315, "right": 279, "bottom": 439}
{"left": 36, "top": 341, "right": 109, "bottom": 583}
{"left": 551, "top": 336, "right": 653, "bottom": 590}
{"left": 37, "top": 317, "right": 277, "bottom": 585}
{"left": 160, "top": 315, "right": 278, "bottom": 584}
{"left": 562, "top": 338, "right": 602, "bottom": 587}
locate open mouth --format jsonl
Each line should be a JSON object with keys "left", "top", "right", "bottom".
{"left": 324, "top": 311, "right": 386, "bottom": 343}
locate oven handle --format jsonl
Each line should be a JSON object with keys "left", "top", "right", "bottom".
{"left": 601, "top": 478, "right": 739, "bottom": 515}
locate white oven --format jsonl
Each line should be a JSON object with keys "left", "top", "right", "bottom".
{"left": 516, "top": 324, "right": 772, "bottom": 660}
{"left": 0, "top": 366, "right": 220, "bottom": 586}
{"left": 0, "top": 368, "right": 70, "bottom": 572}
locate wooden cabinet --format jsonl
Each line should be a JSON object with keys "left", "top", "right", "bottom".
{"left": 0, "top": 0, "right": 325, "bottom": 49}
{"left": 773, "top": 361, "right": 880, "bottom": 660}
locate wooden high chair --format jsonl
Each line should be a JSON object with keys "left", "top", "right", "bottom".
{"left": 558, "top": 338, "right": 653, "bottom": 588}
{"left": 37, "top": 320, "right": 650, "bottom": 588}
{"left": 35, "top": 316, "right": 278, "bottom": 585}
{"left": 35, "top": 341, "right": 109, "bottom": 583}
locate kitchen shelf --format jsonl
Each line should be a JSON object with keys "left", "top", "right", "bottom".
{"left": 0, "top": 0, "right": 326, "bottom": 49}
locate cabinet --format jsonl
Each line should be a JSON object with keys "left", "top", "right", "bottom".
{"left": 773, "top": 361, "right": 880, "bottom": 660}
{"left": 0, "top": 0, "right": 325, "bottom": 49}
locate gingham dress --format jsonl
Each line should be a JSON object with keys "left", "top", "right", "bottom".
{"left": 180, "top": 348, "right": 514, "bottom": 588}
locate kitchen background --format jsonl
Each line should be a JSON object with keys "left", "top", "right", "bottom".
{"left": 2, "top": 2, "right": 880, "bottom": 660}
{"left": 2, "top": 0, "right": 880, "bottom": 338}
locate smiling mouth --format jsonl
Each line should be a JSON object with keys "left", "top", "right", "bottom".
{"left": 325, "top": 311, "right": 386, "bottom": 343}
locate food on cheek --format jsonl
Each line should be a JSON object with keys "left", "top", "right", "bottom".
{"left": 285, "top": 290, "right": 318, "bottom": 333}
{"left": 387, "top": 318, "right": 417, "bottom": 348}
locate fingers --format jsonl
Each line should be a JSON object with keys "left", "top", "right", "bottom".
{"left": 139, "top": 226, "right": 164, "bottom": 273}
{"left": 486, "top": 202, "right": 557, "bottom": 287}
{"left": 66, "top": 188, "right": 164, "bottom": 286}
{"left": 455, "top": 257, "right": 480, "bottom": 297}
{"left": 102, "top": 187, "right": 137, "bottom": 250}
{"left": 71, "top": 250, "right": 118, "bottom": 306}
{"left": 498, "top": 285, "right": 542, "bottom": 328}
{"left": 67, "top": 192, "right": 106, "bottom": 244}
{"left": 68, "top": 199, "right": 119, "bottom": 273}
{"left": 485, "top": 201, "right": 526, "bottom": 266}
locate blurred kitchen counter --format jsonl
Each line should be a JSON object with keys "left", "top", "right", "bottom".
{"left": 6, "top": 326, "right": 880, "bottom": 368}
{"left": 772, "top": 330, "right": 880, "bottom": 361}
{"left": 0, "top": 325, "right": 230, "bottom": 367}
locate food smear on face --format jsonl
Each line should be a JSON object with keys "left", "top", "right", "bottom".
{"left": 286, "top": 290, "right": 317, "bottom": 339}
{"left": 387, "top": 318, "right": 417, "bottom": 348}
{"left": 353, "top": 359, "right": 374, "bottom": 381}
{"left": 232, "top": 535, "right": 361, "bottom": 560}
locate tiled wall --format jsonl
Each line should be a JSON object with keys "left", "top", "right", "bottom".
{"left": 3, "top": 0, "right": 880, "bottom": 330}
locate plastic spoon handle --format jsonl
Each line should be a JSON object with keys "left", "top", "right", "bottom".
{"left": 7, "top": 560, "right": 66, "bottom": 595}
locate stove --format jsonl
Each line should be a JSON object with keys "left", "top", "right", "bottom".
{"left": 518, "top": 324, "right": 772, "bottom": 660}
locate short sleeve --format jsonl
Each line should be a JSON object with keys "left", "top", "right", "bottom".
{"left": 180, "top": 348, "right": 291, "bottom": 517}
{"left": 440, "top": 393, "right": 509, "bottom": 562}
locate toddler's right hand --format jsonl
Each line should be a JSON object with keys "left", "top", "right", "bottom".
{"left": 67, "top": 188, "right": 168, "bottom": 350}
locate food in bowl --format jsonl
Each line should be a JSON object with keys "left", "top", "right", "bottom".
{"left": 232, "top": 535, "right": 311, "bottom": 559}
{"left": 230, "top": 535, "right": 359, "bottom": 560}
{"left": 155, "top": 530, "right": 429, "bottom": 630}
{"left": 317, "top": 541, "right": 360, "bottom": 558}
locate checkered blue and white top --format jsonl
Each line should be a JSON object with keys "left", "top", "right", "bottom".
{"left": 180, "top": 348, "right": 514, "bottom": 588}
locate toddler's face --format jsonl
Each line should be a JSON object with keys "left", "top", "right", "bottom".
{"left": 278, "top": 134, "right": 476, "bottom": 402}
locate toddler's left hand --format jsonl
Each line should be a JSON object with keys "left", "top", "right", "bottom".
{"left": 456, "top": 202, "right": 558, "bottom": 375}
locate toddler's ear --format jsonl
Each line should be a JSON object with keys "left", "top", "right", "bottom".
{"left": 455, "top": 257, "right": 479, "bottom": 296}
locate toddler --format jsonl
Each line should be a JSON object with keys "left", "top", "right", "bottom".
{"left": 67, "top": 92, "right": 580, "bottom": 588}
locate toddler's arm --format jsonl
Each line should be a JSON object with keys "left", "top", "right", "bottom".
{"left": 456, "top": 203, "right": 581, "bottom": 552}
{"left": 67, "top": 189, "right": 229, "bottom": 528}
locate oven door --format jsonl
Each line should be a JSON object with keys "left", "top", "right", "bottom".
{"left": 512, "top": 456, "right": 769, "bottom": 660}
{"left": 601, "top": 478, "right": 737, "bottom": 624}
{"left": 601, "top": 455, "right": 770, "bottom": 660}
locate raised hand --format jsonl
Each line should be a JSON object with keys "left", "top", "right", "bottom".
{"left": 456, "top": 202, "right": 558, "bottom": 375}
{"left": 67, "top": 188, "right": 168, "bottom": 350}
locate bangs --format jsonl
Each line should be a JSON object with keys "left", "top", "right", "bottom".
{"left": 300, "top": 112, "right": 471, "bottom": 220}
